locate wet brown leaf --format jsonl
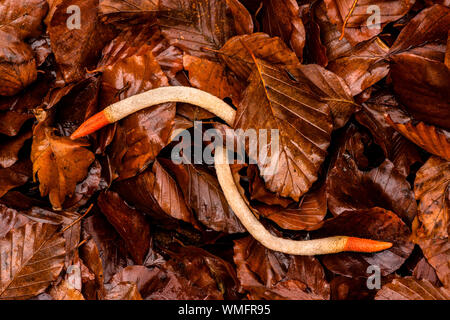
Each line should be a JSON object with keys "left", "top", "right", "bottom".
{"left": 235, "top": 60, "right": 333, "bottom": 201}
{"left": 114, "top": 160, "right": 197, "bottom": 227}
{"left": 385, "top": 111, "right": 450, "bottom": 161}
{"left": 104, "top": 282, "right": 142, "bottom": 300}
{"left": 412, "top": 156, "right": 449, "bottom": 240}
{"left": 0, "top": 204, "right": 30, "bottom": 238}
{"left": 158, "top": 0, "right": 252, "bottom": 61}
{"left": 234, "top": 235, "right": 330, "bottom": 299}
{"left": 0, "top": 31, "right": 37, "bottom": 96}
{"left": 261, "top": 0, "right": 305, "bottom": 60}
{"left": 327, "top": 37, "right": 390, "bottom": 96}
{"left": 323, "top": 0, "right": 414, "bottom": 45}
{"left": 355, "top": 91, "right": 421, "bottom": 176}
{"left": 31, "top": 123, "right": 95, "bottom": 210}
{"left": 315, "top": 208, "right": 414, "bottom": 278}
{"left": 0, "top": 0, "right": 48, "bottom": 39}
{"left": 255, "top": 185, "right": 327, "bottom": 231}
{"left": 219, "top": 33, "right": 300, "bottom": 80}
{"left": 183, "top": 54, "right": 243, "bottom": 105}
{"left": 47, "top": 0, "right": 115, "bottom": 82}
{"left": 0, "top": 159, "right": 32, "bottom": 198}
{"left": 418, "top": 238, "right": 450, "bottom": 288}
{"left": 389, "top": 53, "right": 450, "bottom": 130}
{"left": 160, "top": 159, "right": 245, "bottom": 233}
{"left": 0, "top": 222, "right": 65, "bottom": 299}
{"left": 50, "top": 280, "right": 85, "bottom": 300}
{"left": 0, "top": 130, "right": 32, "bottom": 168}
{"left": 98, "top": 190, "right": 151, "bottom": 264}
{"left": 375, "top": 277, "right": 450, "bottom": 300}
{"left": 326, "top": 126, "right": 417, "bottom": 223}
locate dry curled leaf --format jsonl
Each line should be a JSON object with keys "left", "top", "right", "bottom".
{"left": 31, "top": 123, "right": 95, "bottom": 210}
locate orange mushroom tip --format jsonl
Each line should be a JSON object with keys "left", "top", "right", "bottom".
{"left": 70, "top": 111, "right": 111, "bottom": 140}
{"left": 344, "top": 237, "right": 393, "bottom": 253}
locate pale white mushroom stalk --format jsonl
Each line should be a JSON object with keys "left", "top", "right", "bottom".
{"left": 71, "top": 86, "right": 392, "bottom": 255}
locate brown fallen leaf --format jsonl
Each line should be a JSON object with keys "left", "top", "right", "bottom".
{"left": 183, "top": 54, "right": 244, "bottom": 106}
{"left": 104, "top": 282, "right": 142, "bottom": 300}
{"left": 389, "top": 4, "right": 450, "bottom": 55}
{"left": 385, "top": 110, "right": 450, "bottom": 161}
{"left": 0, "top": 130, "right": 32, "bottom": 168}
{"left": 219, "top": 33, "right": 300, "bottom": 80}
{"left": 412, "top": 156, "right": 449, "bottom": 241}
{"left": 82, "top": 214, "right": 128, "bottom": 284}
{"left": 234, "top": 235, "right": 330, "bottom": 300}
{"left": 161, "top": 159, "right": 245, "bottom": 233}
{"left": 314, "top": 208, "right": 414, "bottom": 278}
{"left": 389, "top": 53, "right": 450, "bottom": 130}
{"left": 412, "top": 258, "right": 442, "bottom": 287}
{"left": 97, "top": 190, "right": 151, "bottom": 264}
{"left": 418, "top": 238, "right": 450, "bottom": 288}
{"left": 0, "top": 31, "right": 37, "bottom": 96}
{"left": 254, "top": 185, "right": 327, "bottom": 231}
{"left": 158, "top": 0, "right": 253, "bottom": 61}
{"left": 0, "top": 0, "right": 48, "bottom": 39}
{"left": 97, "top": 24, "right": 183, "bottom": 79}
{"left": 50, "top": 280, "right": 85, "bottom": 300}
{"left": 235, "top": 59, "right": 333, "bottom": 201}
{"left": 261, "top": 0, "right": 305, "bottom": 60}
{"left": 31, "top": 123, "right": 95, "bottom": 210}
{"left": 326, "top": 126, "right": 417, "bottom": 223}
{"left": 375, "top": 277, "right": 450, "bottom": 300}
{"left": 47, "top": 0, "right": 115, "bottom": 82}
{"left": 0, "top": 204, "right": 30, "bottom": 238}
{"left": 0, "top": 159, "right": 32, "bottom": 198}
{"left": 113, "top": 160, "right": 197, "bottom": 227}
{"left": 355, "top": 91, "right": 421, "bottom": 177}
{"left": 0, "top": 222, "right": 65, "bottom": 300}
{"left": 323, "top": 0, "right": 414, "bottom": 45}
{"left": 327, "top": 37, "right": 390, "bottom": 96}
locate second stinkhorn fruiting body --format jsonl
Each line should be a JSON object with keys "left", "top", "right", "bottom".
{"left": 71, "top": 86, "right": 392, "bottom": 255}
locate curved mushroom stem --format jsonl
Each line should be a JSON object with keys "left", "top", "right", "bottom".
{"left": 71, "top": 86, "right": 392, "bottom": 255}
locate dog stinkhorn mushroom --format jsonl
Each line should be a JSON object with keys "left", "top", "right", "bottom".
{"left": 71, "top": 86, "right": 392, "bottom": 255}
